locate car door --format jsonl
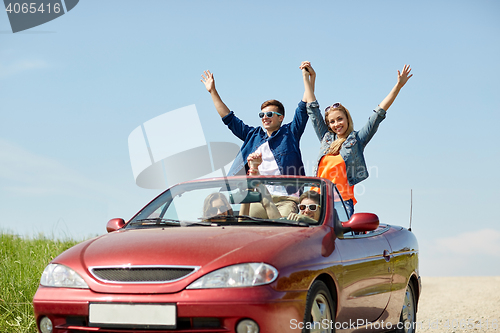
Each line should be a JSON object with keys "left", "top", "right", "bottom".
{"left": 332, "top": 187, "right": 393, "bottom": 324}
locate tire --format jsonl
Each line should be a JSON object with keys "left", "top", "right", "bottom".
{"left": 394, "top": 282, "right": 417, "bottom": 333}
{"left": 302, "top": 280, "right": 336, "bottom": 333}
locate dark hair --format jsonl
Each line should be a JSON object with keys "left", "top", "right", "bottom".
{"left": 299, "top": 190, "right": 320, "bottom": 205}
{"left": 203, "top": 192, "right": 234, "bottom": 218}
{"left": 261, "top": 99, "right": 285, "bottom": 118}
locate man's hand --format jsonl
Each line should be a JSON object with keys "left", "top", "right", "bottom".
{"left": 200, "top": 70, "right": 230, "bottom": 117}
{"left": 300, "top": 61, "right": 316, "bottom": 78}
{"left": 201, "top": 70, "right": 215, "bottom": 93}
{"left": 247, "top": 152, "right": 262, "bottom": 170}
{"left": 300, "top": 61, "right": 316, "bottom": 103}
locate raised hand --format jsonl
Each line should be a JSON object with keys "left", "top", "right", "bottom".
{"left": 397, "top": 64, "right": 413, "bottom": 88}
{"left": 300, "top": 61, "right": 316, "bottom": 103}
{"left": 201, "top": 70, "right": 215, "bottom": 93}
{"left": 247, "top": 152, "right": 263, "bottom": 170}
{"left": 299, "top": 61, "right": 316, "bottom": 78}
{"left": 379, "top": 64, "right": 413, "bottom": 111}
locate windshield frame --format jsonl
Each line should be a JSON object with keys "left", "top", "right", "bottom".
{"left": 126, "top": 176, "right": 328, "bottom": 229}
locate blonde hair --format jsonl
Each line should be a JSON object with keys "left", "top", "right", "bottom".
{"left": 324, "top": 103, "right": 354, "bottom": 155}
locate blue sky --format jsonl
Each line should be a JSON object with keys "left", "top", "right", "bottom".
{"left": 1, "top": 0, "right": 499, "bottom": 276}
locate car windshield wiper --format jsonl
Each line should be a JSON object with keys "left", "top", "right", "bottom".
{"left": 202, "top": 215, "right": 309, "bottom": 227}
{"left": 182, "top": 221, "right": 212, "bottom": 227}
{"left": 131, "top": 218, "right": 213, "bottom": 227}
{"left": 131, "top": 218, "right": 182, "bottom": 226}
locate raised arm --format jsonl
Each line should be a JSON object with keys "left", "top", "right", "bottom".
{"left": 299, "top": 62, "right": 329, "bottom": 141}
{"left": 288, "top": 61, "right": 317, "bottom": 139}
{"left": 300, "top": 61, "right": 316, "bottom": 103}
{"left": 201, "top": 70, "right": 230, "bottom": 118}
{"left": 378, "top": 64, "right": 413, "bottom": 111}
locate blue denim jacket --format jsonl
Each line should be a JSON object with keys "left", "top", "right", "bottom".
{"left": 223, "top": 101, "right": 308, "bottom": 177}
{"left": 307, "top": 101, "right": 386, "bottom": 186}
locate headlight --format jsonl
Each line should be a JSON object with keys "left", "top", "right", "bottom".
{"left": 187, "top": 263, "right": 278, "bottom": 289}
{"left": 40, "top": 264, "right": 89, "bottom": 288}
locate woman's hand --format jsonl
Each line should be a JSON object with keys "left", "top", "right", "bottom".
{"left": 300, "top": 61, "right": 316, "bottom": 78}
{"left": 397, "top": 64, "right": 413, "bottom": 88}
{"left": 286, "top": 212, "right": 316, "bottom": 224}
{"left": 378, "top": 64, "right": 413, "bottom": 111}
{"left": 300, "top": 61, "right": 316, "bottom": 103}
{"left": 201, "top": 70, "right": 215, "bottom": 93}
{"left": 287, "top": 212, "right": 301, "bottom": 221}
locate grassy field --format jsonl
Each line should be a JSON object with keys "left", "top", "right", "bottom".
{"left": 0, "top": 233, "right": 81, "bottom": 333}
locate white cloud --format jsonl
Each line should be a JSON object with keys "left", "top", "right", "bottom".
{"left": 419, "top": 229, "right": 500, "bottom": 276}
{"left": 0, "top": 139, "right": 113, "bottom": 198}
{"left": 0, "top": 59, "right": 48, "bottom": 78}
{"left": 434, "top": 229, "right": 500, "bottom": 256}
{"left": 3, "top": 186, "right": 62, "bottom": 196}
{"left": 0, "top": 139, "right": 153, "bottom": 238}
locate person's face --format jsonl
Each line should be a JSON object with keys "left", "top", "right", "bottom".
{"left": 327, "top": 110, "right": 348, "bottom": 136}
{"left": 209, "top": 198, "right": 230, "bottom": 216}
{"left": 298, "top": 198, "right": 320, "bottom": 221}
{"left": 260, "top": 105, "right": 283, "bottom": 134}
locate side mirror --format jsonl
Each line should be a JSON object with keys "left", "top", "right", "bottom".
{"left": 341, "top": 213, "right": 379, "bottom": 233}
{"left": 106, "top": 218, "right": 126, "bottom": 233}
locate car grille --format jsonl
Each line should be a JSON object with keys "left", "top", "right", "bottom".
{"left": 90, "top": 266, "right": 198, "bottom": 283}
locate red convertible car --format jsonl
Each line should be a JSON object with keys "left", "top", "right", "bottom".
{"left": 33, "top": 176, "right": 420, "bottom": 333}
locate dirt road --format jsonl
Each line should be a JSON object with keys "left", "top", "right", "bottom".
{"left": 415, "top": 277, "right": 500, "bottom": 332}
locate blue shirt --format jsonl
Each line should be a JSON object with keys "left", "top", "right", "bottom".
{"left": 223, "top": 101, "right": 308, "bottom": 177}
{"left": 307, "top": 101, "right": 386, "bottom": 186}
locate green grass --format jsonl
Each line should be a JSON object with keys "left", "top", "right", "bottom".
{"left": 0, "top": 233, "right": 81, "bottom": 333}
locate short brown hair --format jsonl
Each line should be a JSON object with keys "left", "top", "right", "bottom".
{"left": 299, "top": 190, "right": 320, "bottom": 205}
{"left": 261, "top": 99, "right": 285, "bottom": 118}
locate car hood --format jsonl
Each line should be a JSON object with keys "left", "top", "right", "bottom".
{"left": 83, "top": 226, "right": 307, "bottom": 267}
{"left": 55, "top": 225, "right": 326, "bottom": 294}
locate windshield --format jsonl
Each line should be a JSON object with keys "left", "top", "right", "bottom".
{"left": 127, "top": 177, "right": 326, "bottom": 229}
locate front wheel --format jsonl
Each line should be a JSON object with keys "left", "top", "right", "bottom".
{"left": 302, "top": 280, "right": 336, "bottom": 333}
{"left": 394, "top": 282, "right": 417, "bottom": 333}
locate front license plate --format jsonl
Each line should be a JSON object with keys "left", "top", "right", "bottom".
{"left": 89, "top": 303, "right": 176, "bottom": 329}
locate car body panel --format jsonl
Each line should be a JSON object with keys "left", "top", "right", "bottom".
{"left": 34, "top": 285, "right": 305, "bottom": 332}
{"left": 335, "top": 230, "right": 392, "bottom": 323}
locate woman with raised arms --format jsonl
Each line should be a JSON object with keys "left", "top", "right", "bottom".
{"left": 300, "top": 61, "right": 412, "bottom": 217}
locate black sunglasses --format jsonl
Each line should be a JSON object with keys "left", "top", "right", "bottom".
{"left": 298, "top": 204, "right": 319, "bottom": 211}
{"left": 207, "top": 205, "right": 230, "bottom": 216}
{"left": 258, "top": 111, "right": 282, "bottom": 118}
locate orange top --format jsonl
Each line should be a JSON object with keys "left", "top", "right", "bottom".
{"left": 316, "top": 154, "right": 357, "bottom": 205}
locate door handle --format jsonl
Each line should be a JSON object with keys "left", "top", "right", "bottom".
{"left": 383, "top": 249, "right": 391, "bottom": 262}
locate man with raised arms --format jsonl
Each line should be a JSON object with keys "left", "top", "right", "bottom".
{"left": 200, "top": 67, "right": 311, "bottom": 180}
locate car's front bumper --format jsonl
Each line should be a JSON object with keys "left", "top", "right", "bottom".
{"left": 33, "top": 285, "right": 307, "bottom": 333}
